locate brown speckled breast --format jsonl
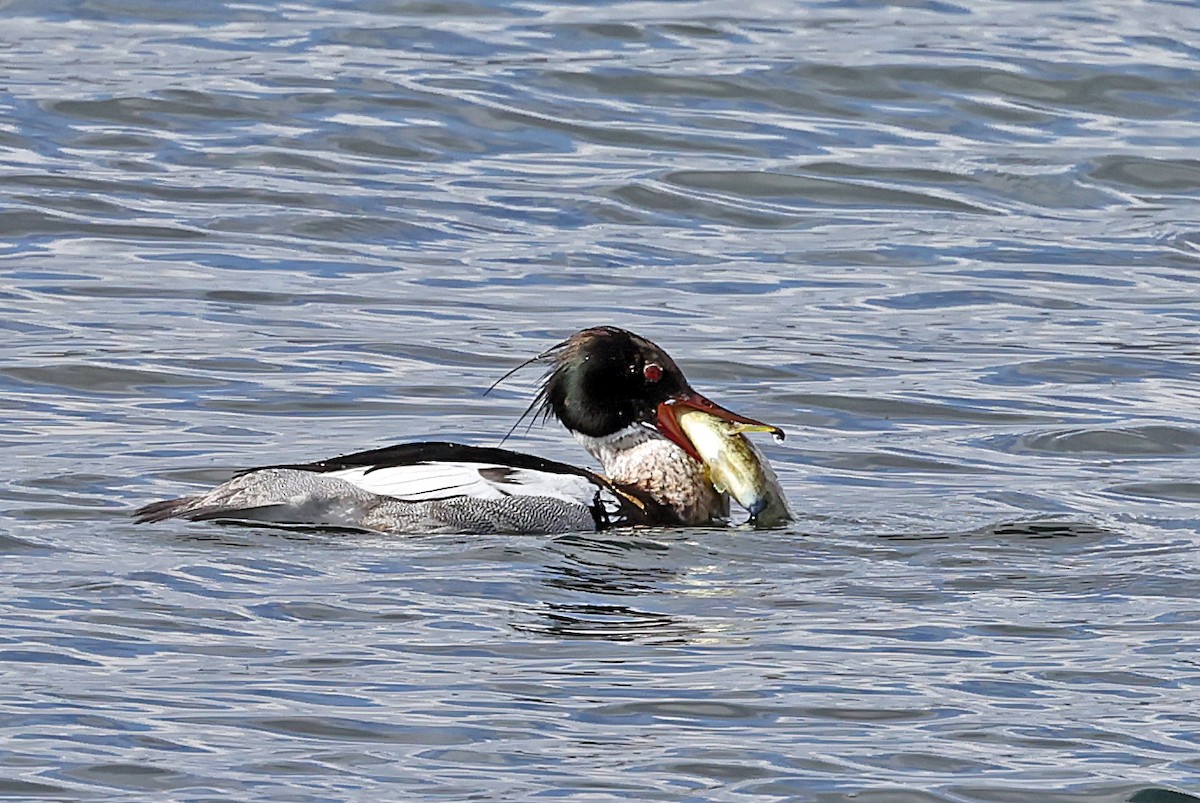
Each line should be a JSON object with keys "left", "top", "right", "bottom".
{"left": 577, "top": 430, "right": 730, "bottom": 525}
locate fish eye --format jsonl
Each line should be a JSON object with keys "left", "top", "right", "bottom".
{"left": 643, "top": 363, "right": 663, "bottom": 382}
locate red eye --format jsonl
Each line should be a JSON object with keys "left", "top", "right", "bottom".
{"left": 644, "top": 363, "right": 663, "bottom": 382}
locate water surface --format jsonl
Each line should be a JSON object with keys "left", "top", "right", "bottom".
{"left": 1, "top": 0, "right": 1199, "bottom": 800}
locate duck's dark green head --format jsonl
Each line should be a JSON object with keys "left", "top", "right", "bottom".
{"left": 538, "top": 326, "right": 779, "bottom": 459}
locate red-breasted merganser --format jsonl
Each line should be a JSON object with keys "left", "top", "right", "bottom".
{"left": 134, "top": 326, "right": 789, "bottom": 534}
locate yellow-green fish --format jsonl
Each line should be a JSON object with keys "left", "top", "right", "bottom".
{"left": 676, "top": 409, "right": 792, "bottom": 527}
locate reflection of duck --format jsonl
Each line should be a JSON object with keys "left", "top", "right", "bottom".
{"left": 135, "top": 326, "right": 784, "bottom": 535}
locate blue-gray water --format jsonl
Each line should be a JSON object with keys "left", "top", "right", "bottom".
{"left": 2, "top": 0, "right": 1199, "bottom": 800}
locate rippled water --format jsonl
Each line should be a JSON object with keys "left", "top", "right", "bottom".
{"left": 2, "top": 0, "right": 1199, "bottom": 800}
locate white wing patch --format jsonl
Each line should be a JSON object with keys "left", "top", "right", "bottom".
{"left": 325, "top": 461, "right": 602, "bottom": 507}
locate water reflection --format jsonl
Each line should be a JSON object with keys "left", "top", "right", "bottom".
{"left": 877, "top": 518, "right": 1118, "bottom": 542}
{"left": 521, "top": 533, "right": 700, "bottom": 642}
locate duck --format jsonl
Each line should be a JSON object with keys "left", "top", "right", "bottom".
{"left": 134, "top": 326, "right": 789, "bottom": 535}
